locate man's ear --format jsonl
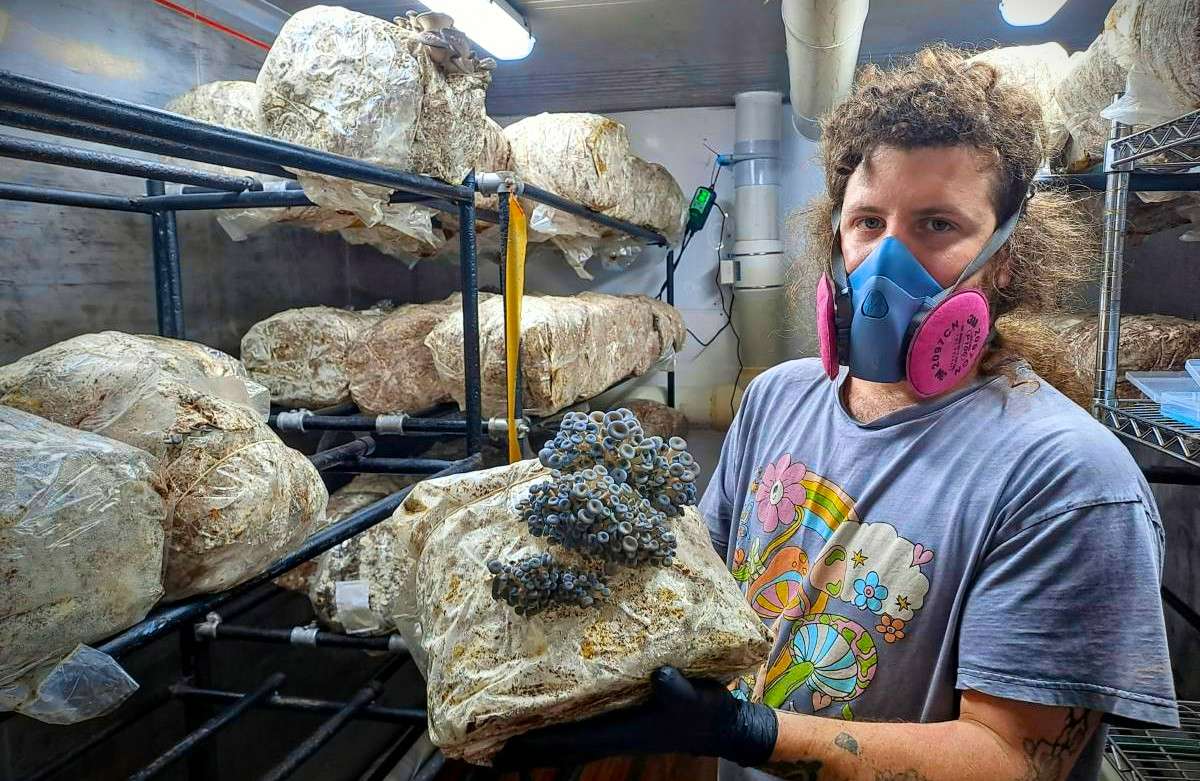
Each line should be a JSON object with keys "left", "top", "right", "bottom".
{"left": 991, "top": 248, "right": 1012, "bottom": 290}
{"left": 996, "top": 264, "right": 1012, "bottom": 290}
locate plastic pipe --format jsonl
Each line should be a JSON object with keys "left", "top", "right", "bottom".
{"left": 781, "top": 0, "right": 869, "bottom": 140}
{"left": 726, "top": 92, "right": 791, "bottom": 418}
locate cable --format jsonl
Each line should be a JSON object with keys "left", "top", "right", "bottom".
{"left": 654, "top": 229, "right": 694, "bottom": 301}
{"left": 684, "top": 203, "right": 734, "bottom": 350}
{"left": 729, "top": 286, "right": 743, "bottom": 423}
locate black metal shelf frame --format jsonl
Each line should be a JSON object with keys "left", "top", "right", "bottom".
{"left": 0, "top": 68, "right": 675, "bottom": 781}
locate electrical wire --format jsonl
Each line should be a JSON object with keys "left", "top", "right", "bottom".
{"left": 728, "top": 286, "right": 743, "bottom": 423}
{"left": 654, "top": 229, "right": 693, "bottom": 301}
{"left": 663, "top": 152, "right": 743, "bottom": 417}
{"left": 656, "top": 151, "right": 725, "bottom": 302}
{"left": 685, "top": 203, "right": 732, "bottom": 348}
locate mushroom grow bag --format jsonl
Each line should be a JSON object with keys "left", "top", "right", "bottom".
{"left": 1055, "top": 0, "right": 1200, "bottom": 171}
{"left": 241, "top": 305, "right": 389, "bottom": 409}
{"left": 390, "top": 459, "right": 772, "bottom": 764}
{"left": 165, "top": 81, "right": 358, "bottom": 240}
{"left": 0, "top": 332, "right": 327, "bottom": 600}
{"left": 504, "top": 113, "right": 686, "bottom": 279}
{"left": 0, "top": 406, "right": 167, "bottom": 724}
{"left": 1055, "top": 34, "right": 1128, "bottom": 170}
{"left": 967, "top": 43, "right": 1071, "bottom": 162}
{"left": 996, "top": 310, "right": 1200, "bottom": 407}
{"left": 425, "top": 293, "right": 685, "bottom": 418}
{"left": 347, "top": 294, "right": 489, "bottom": 415}
{"left": 257, "top": 5, "right": 490, "bottom": 257}
{"left": 308, "top": 474, "right": 423, "bottom": 634}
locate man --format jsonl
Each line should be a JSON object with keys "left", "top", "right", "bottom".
{"left": 498, "top": 46, "right": 1178, "bottom": 781}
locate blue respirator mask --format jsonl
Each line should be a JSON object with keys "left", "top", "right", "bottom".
{"left": 815, "top": 206, "right": 1023, "bottom": 398}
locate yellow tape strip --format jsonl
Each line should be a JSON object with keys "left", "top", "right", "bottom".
{"left": 505, "top": 194, "right": 528, "bottom": 463}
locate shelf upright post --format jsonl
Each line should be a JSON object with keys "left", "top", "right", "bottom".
{"left": 1093, "top": 104, "right": 1131, "bottom": 414}
{"left": 146, "top": 180, "right": 185, "bottom": 338}
{"left": 179, "top": 623, "right": 220, "bottom": 781}
{"left": 666, "top": 248, "right": 676, "bottom": 408}
{"left": 459, "top": 171, "right": 483, "bottom": 456}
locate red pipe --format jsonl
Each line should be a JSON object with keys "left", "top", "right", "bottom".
{"left": 151, "top": 0, "right": 272, "bottom": 50}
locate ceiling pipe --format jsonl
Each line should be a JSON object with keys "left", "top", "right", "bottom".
{"left": 782, "top": 0, "right": 870, "bottom": 139}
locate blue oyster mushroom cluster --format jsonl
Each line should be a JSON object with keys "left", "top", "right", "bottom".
{"left": 520, "top": 468, "right": 677, "bottom": 567}
{"left": 487, "top": 553, "right": 611, "bottom": 616}
{"left": 487, "top": 408, "right": 700, "bottom": 616}
{"left": 536, "top": 409, "right": 700, "bottom": 515}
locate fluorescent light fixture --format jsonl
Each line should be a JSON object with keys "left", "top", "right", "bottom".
{"left": 416, "top": 0, "right": 536, "bottom": 60}
{"left": 998, "top": 0, "right": 1069, "bottom": 26}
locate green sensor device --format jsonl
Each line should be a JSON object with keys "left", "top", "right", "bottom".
{"left": 687, "top": 186, "right": 716, "bottom": 233}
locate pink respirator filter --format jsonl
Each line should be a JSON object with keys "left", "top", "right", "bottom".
{"left": 816, "top": 274, "right": 839, "bottom": 380}
{"left": 906, "top": 290, "right": 990, "bottom": 398}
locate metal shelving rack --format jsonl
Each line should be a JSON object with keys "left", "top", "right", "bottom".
{"left": 1032, "top": 108, "right": 1200, "bottom": 780}
{"left": 0, "top": 68, "right": 672, "bottom": 781}
{"left": 1092, "top": 108, "right": 1200, "bottom": 468}
{"left": 1107, "top": 700, "right": 1200, "bottom": 780}
{"left": 1083, "top": 108, "right": 1200, "bottom": 781}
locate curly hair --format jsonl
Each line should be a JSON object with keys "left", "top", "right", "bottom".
{"left": 787, "top": 45, "right": 1098, "bottom": 373}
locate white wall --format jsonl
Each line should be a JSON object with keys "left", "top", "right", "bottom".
{"left": 500, "top": 106, "right": 824, "bottom": 428}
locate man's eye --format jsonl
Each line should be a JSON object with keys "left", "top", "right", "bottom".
{"left": 927, "top": 218, "right": 955, "bottom": 233}
{"left": 857, "top": 217, "right": 884, "bottom": 230}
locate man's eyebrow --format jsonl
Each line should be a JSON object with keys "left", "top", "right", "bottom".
{"left": 911, "top": 205, "right": 972, "bottom": 219}
{"left": 842, "top": 204, "right": 973, "bottom": 219}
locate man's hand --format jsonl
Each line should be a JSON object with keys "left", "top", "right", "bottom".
{"left": 492, "top": 666, "right": 778, "bottom": 770}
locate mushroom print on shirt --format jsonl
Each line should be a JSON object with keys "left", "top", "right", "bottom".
{"left": 729, "top": 455, "right": 931, "bottom": 718}
{"left": 700, "top": 358, "right": 1178, "bottom": 781}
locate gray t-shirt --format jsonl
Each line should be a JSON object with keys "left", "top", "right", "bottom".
{"left": 700, "top": 358, "right": 1178, "bottom": 781}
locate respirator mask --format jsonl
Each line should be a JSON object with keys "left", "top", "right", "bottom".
{"left": 815, "top": 205, "right": 1023, "bottom": 398}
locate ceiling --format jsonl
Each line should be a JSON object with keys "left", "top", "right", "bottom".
{"left": 279, "top": 0, "right": 1117, "bottom": 117}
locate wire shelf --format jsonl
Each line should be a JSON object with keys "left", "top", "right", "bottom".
{"left": 1111, "top": 109, "right": 1200, "bottom": 171}
{"left": 1097, "top": 400, "right": 1200, "bottom": 468}
{"left": 1107, "top": 701, "right": 1200, "bottom": 780}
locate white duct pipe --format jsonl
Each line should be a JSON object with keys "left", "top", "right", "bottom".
{"left": 731, "top": 90, "right": 783, "bottom": 289}
{"left": 718, "top": 91, "right": 790, "bottom": 423}
{"left": 782, "top": 0, "right": 870, "bottom": 140}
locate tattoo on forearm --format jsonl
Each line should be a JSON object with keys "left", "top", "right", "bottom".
{"left": 835, "top": 731, "right": 860, "bottom": 756}
{"left": 874, "top": 772, "right": 932, "bottom": 781}
{"left": 1019, "top": 708, "right": 1097, "bottom": 781}
{"left": 763, "top": 759, "right": 823, "bottom": 781}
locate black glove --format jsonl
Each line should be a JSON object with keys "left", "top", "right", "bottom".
{"left": 492, "top": 666, "right": 777, "bottom": 770}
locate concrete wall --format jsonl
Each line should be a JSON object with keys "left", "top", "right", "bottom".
{"left": 0, "top": 0, "right": 466, "bottom": 365}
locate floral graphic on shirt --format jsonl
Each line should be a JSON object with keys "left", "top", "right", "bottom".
{"left": 851, "top": 550, "right": 868, "bottom": 566}
{"left": 730, "top": 673, "right": 757, "bottom": 702}
{"left": 853, "top": 571, "right": 888, "bottom": 612}
{"left": 755, "top": 454, "right": 807, "bottom": 533}
{"left": 876, "top": 613, "right": 906, "bottom": 643}
{"left": 810, "top": 520, "right": 931, "bottom": 621}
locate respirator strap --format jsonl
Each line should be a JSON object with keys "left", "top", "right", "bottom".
{"left": 931, "top": 202, "right": 1024, "bottom": 306}
{"left": 829, "top": 207, "right": 849, "bottom": 293}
